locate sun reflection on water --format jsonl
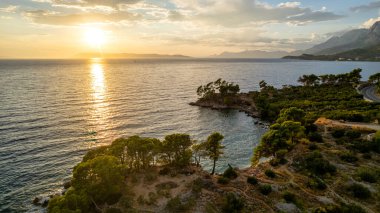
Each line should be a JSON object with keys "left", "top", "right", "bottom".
{"left": 89, "top": 58, "right": 110, "bottom": 145}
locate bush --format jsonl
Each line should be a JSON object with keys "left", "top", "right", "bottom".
{"left": 105, "top": 208, "right": 122, "bottom": 213}
{"left": 346, "top": 130, "right": 361, "bottom": 139}
{"left": 347, "top": 183, "right": 371, "bottom": 199}
{"left": 308, "top": 143, "right": 318, "bottom": 150}
{"left": 259, "top": 184, "right": 272, "bottom": 195}
{"left": 247, "top": 176, "right": 258, "bottom": 185}
{"left": 307, "top": 176, "right": 327, "bottom": 190}
{"left": 332, "top": 129, "right": 345, "bottom": 138}
{"left": 217, "top": 176, "right": 230, "bottom": 185}
{"left": 362, "top": 153, "right": 371, "bottom": 159}
{"left": 313, "top": 203, "right": 366, "bottom": 213}
{"left": 357, "top": 168, "right": 377, "bottom": 183}
{"left": 308, "top": 132, "right": 323, "bottom": 143}
{"left": 222, "top": 192, "right": 245, "bottom": 213}
{"left": 283, "top": 191, "right": 296, "bottom": 203}
{"left": 223, "top": 165, "right": 238, "bottom": 179}
{"left": 302, "top": 151, "right": 336, "bottom": 176}
{"left": 265, "top": 169, "right": 276, "bottom": 178}
{"left": 159, "top": 167, "right": 170, "bottom": 176}
{"left": 340, "top": 152, "right": 358, "bottom": 163}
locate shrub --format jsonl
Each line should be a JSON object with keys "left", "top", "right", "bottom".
{"left": 302, "top": 151, "right": 336, "bottom": 176}
{"left": 340, "top": 152, "right": 358, "bottom": 163}
{"left": 159, "top": 167, "right": 170, "bottom": 176}
{"left": 332, "top": 129, "right": 345, "bottom": 138}
{"left": 347, "top": 183, "right": 371, "bottom": 199}
{"left": 283, "top": 191, "right": 296, "bottom": 203}
{"left": 105, "top": 208, "right": 122, "bottom": 213}
{"left": 313, "top": 203, "right": 366, "bottom": 213}
{"left": 222, "top": 192, "right": 245, "bottom": 213}
{"left": 362, "top": 153, "right": 371, "bottom": 159}
{"left": 247, "top": 176, "right": 258, "bottom": 185}
{"left": 259, "top": 184, "right": 272, "bottom": 195}
{"left": 357, "top": 168, "right": 377, "bottom": 183}
{"left": 307, "top": 176, "right": 327, "bottom": 190}
{"left": 223, "top": 165, "right": 238, "bottom": 179}
{"left": 346, "top": 130, "right": 361, "bottom": 139}
{"left": 308, "top": 143, "right": 318, "bottom": 150}
{"left": 265, "top": 169, "right": 276, "bottom": 178}
{"left": 308, "top": 132, "right": 323, "bottom": 143}
{"left": 217, "top": 176, "right": 230, "bottom": 185}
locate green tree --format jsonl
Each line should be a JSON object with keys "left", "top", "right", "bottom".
{"left": 161, "top": 134, "right": 193, "bottom": 167}
{"left": 369, "top": 73, "right": 380, "bottom": 84}
{"left": 204, "top": 132, "right": 225, "bottom": 175}
{"left": 298, "top": 74, "right": 320, "bottom": 86}
{"left": 276, "top": 107, "right": 306, "bottom": 124}
{"left": 72, "top": 156, "right": 124, "bottom": 206}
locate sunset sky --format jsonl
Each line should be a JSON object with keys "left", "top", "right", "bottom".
{"left": 1, "top": 0, "right": 380, "bottom": 58}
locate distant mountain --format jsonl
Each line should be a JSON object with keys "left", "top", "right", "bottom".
{"left": 300, "top": 21, "right": 380, "bottom": 55}
{"left": 77, "top": 52, "right": 191, "bottom": 59}
{"left": 213, "top": 50, "right": 290, "bottom": 58}
{"left": 284, "top": 44, "right": 380, "bottom": 61}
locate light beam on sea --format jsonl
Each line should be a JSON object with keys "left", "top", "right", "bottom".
{"left": 89, "top": 58, "right": 110, "bottom": 146}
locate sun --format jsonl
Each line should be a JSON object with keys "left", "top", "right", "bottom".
{"left": 84, "top": 27, "right": 107, "bottom": 47}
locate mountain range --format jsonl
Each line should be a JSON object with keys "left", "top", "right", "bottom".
{"left": 285, "top": 21, "right": 380, "bottom": 60}
{"left": 212, "top": 50, "right": 290, "bottom": 58}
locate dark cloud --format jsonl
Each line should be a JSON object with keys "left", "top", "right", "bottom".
{"left": 351, "top": 1, "right": 380, "bottom": 12}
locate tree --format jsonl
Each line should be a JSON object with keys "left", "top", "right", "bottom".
{"left": 72, "top": 156, "right": 124, "bottom": 206}
{"left": 276, "top": 107, "right": 306, "bottom": 124}
{"left": 298, "top": 74, "right": 319, "bottom": 86}
{"left": 204, "top": 132, "right": 225, "bottom": 175}
{"left": 161, "top": 134, "right": 193, "bottom": 167}
{"left": 192, "top": 142, "right": 207, "bottom": 167}
{"left": 369, "top": 73, "right": 380, "bottom": 84}
{"left": 197, "top": 79, "right": 240, "bottom": 99}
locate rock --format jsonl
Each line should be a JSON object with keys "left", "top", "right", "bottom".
{"left": 32, "top": 197, "right": 40, "bottom": 206}
{"left": 316, "top": 196, "right": 334, "bottom": 205}
{"left": 275, "top": 202, "right": 300, "bottom": 213}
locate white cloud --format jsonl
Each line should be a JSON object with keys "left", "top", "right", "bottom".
{"left": 0, "top": 5, "right": 19, "bottom": 13}
{"left": 362, "top": 17, "right": 380, "bottom": 28}
{"left": 277, "top": 2, "right": 301, "bottom": 8}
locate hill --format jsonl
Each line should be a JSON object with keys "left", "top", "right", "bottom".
{"left": 213, "top": 50, "right": 289, "bottom": 58}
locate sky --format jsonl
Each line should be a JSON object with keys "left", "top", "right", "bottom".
{"left": 1, "top": 0, "right": 380, "bottom": 58}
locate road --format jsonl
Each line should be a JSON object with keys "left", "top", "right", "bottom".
{"left": 360, "top": 85, "right": 380, "bottom": 102}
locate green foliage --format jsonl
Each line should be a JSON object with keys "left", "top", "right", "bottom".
{"left": 357, "top": 168, "right": 378, "bottom": 183}
{"left": 197, "top": 79, "right": 240, "bottom": 99}
{"left": 252, "top": 70, "right": 380, "bottom": 123}
{"left": 247, "top": 176, "right": 258, "bottom": 185}
{"left": 314, "top": 203, "right": 366, "bottom": 213}
{"left": 72, "top": 156, "right": 124, "bottom": 205}
{"left": 297, "top": 151, "right": 336, "bottom": 176}
{"left": 217, "top": 176, "right": 230, "bottom": 184}
{"left": 222, "top": 164, "right": 238, "bottom": 179}
{"left": 340, "top": 151, "right": 358, "bottom": 163}
{"left": 253, "top": 119, "right": 305, "bottom": 163}
{"left": 369, "top": 73, "right": 380, "bottom": 84}
{"left": 347, "top": 183, "right": 371, "bottom": 199}
{"left": 307, "top": 176, "right": 327, "bottom": 190}
{"left": 165, "top": 196, "right": 195, "bottom": 213}
{"left": 276, "top": 107, "right": 306, "bottom": 124}
{"left": 332, "top": 129, "right": 345, "bottom": 138}
{"left": 283, "top": 191, "right": 297, "bottom": 203}
{"left": 204, "top": 132, "right": 225, "bottom": 175}
{"left": 298, "top": 74, "right": 320, "bottom": 86}
{"left": 221, "top": 193, "right": 245, "bottom": 213}
{"left": 258, "top": 184, "right": 272, "bottom": 195}
{"left": 308, "top": 132, "right": 323, "bottom": 143}
{"left": 264, "top": 169, "right": 276, "bottom": 178}
{"left": 161, "top": 134, "right": 193, "bottom": 167}
{"left": 346, "top": 130, "right": 361, "bottom": 139}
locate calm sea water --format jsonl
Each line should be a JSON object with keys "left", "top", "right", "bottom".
{"left": 1, "top": 58, "right": 379, "bottom": 212}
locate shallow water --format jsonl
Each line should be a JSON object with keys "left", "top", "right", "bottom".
{"left": 0, "top": 58, "right": 379, "bottom": 212}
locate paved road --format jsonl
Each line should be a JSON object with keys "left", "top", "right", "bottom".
{"left": 360, "top": 85, "right": 380, "bottom": 102}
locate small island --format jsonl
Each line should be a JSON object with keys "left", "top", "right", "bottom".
{"left": 45, "top": 70, "right": 380, "bottom": 213}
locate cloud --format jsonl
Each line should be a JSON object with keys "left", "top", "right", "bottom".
{"left": 34, "top": 0, "right": 141, "bottom": 9}
{"left": 23, "top": 10, "right": 140, "bottom": 25}
{"left": 0, "top": 5, "right": 19, "bottom": 13}
{"left": 362, "top": 17, "right": 380, "bottom": 28}
{"left": 172, "top": 0, "right": 343, "bottom": 27}
{"left": 351, "top": 1, "right": 380, "bottom": 12}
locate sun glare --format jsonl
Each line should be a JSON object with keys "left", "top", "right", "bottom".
{"left": 84, "top": 27, "right": 107, "bottom": 47}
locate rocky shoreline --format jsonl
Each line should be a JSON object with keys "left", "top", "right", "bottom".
{"left": 189, "top": 93, "right": 260, "bottom": 118}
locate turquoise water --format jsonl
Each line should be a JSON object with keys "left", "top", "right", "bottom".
{"left": 0, "top": 58, "right": 379, "bottom": 212}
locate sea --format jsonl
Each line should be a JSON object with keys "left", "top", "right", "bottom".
{"left": 0, "top": 58, "right": 379, "bottom": 212}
